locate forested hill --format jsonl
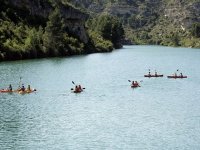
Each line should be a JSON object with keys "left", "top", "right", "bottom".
{"left": 1, "top": 0, "right": 200, "bottom": 61}
{"left": 0, "top": 0, "right": 124, "bottom": 61}
{"left": 68, "top": 0, "right": 200, "bottom": 48}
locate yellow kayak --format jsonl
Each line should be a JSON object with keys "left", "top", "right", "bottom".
{"left": 18, "top": 89, "right": 36, "bottom": 94}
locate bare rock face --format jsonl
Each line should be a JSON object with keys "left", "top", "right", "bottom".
{"left": 59, "top": 4, "right": 89, "bottom": 43}
{"left": 185, "top": 2, "right": 200, "bottom": 27}
{"left": 163, "top": 1, "right": 200, "bottom": 28}
{"left": 8, "top": 0, "right": 89, "bottom": 43}
{"left": 70, "top": 0, "right": 200, "bottom": 29}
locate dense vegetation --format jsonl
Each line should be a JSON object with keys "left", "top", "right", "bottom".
{"left": 87, "top": 14, "right": 124, "bottom": 49}
{"left": 0, "top": 0, "right": 124, "bottom": 61}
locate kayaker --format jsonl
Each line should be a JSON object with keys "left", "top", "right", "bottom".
{"left": 180, "top": 73, "right": 183, "bottom": 77}
{"left": 78, "top": 85, "right": 82, "bottom": 91}
{"left": 155, "top": 71, "right": 157, "bottom": 76}
{"left": 7, "top": 84, "right": 12, "bottom": 91}
{"left": 75, "top": 85, "right": 79, "bottom": 92}
{"left": 132, "top": 81, "right": 135, "bottom": 86}
{"left": 148, "top": 71, "right": 151, "bottom": 76}
{"left": 135, "top": 81, "right": 139, "bottom": 86}
{"left": 21, "top": 84, "right": 25, "bottom": 91}
{"left": 27, "top": 85, "right": 31, "bottom": 91}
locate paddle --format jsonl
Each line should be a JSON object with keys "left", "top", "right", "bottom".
{"left": 128, "top": 80, "right": 143, "bottom": 82}
{"left": 18, "top": 77, "right": 22, "bottom": 88}
{"left": 71, "top": 88, "right": 85, "bottom": 90}
{"left": 71, "top": 81, "right": 76, "bottom": 90}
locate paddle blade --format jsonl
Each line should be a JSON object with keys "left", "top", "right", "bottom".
{"left": 128, "top": 80, "right": 131, "bottom": 82}
{"left": 71, "top": 88, "right": 74, "bottom": 90}
{"left": 72, "top": 81, "right": 75, "bottom": 85}
{"left": 82, "top": 88, "right": 85, "bottom": 89}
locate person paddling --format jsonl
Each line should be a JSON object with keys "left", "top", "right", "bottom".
{"left": 155, "top": 70, "right": 158, "bottom": 77}
{"left": 78, "top": 85, "right": 82, "bottom": 91}
{"left": 75, "top": 85, "right": 79, "bottom": 92}
{"left": 180, "top": 73, "right": 183, "bottom": 77}
{"left": 21, "top": 84, "right": 25, "bottom": 91}
{"left": 135, "top": 81, "right": 139, "bottom": 87}
{"left": 27, "top": 85, "right": 31, "bottom": 91}
{"left": 8, "top": 84, "right": 12, "bottom": 91}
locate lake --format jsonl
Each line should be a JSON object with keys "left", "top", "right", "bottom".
{"left": 0, "top": 45, "right": 200, "bottom": 149}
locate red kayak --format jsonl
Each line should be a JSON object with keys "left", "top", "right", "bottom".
{"left": 73, "top": 89, "right": 83, "bottom": 93}
{"left": 131, "top": 84, "right": 140, "bottom": 88}
{"left": 144, "top": 74, "right": 163, "bottom": 78}
{"left": 167, "top": 76, "right": 187, "bottom": 79}
{"left": 0, "top": 89, "right": 13, "bottom": 93}
{"left": 73, "top": 90, "right": 82, "bottom": 93}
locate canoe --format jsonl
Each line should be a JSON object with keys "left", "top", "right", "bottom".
{"left": 167, "top": 76, "right": 187, "bottom": 79}
{"left": 144, "top": 75, "right": 163, "bottom": 77}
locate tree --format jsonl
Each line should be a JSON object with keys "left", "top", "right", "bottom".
{"left": 191, "top": 23, "right": 200, "bottom": 38}
{"left": 43, "top": 8, "right": 65, "bottom": 56}
{"left": 111, "top": 18, "right": 124, "bottom": 48}
{"left": 90, "top": 14, "right": 124, "bottom": 48}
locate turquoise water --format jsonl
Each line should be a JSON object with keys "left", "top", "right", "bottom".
{"left": 0, "top": 46, "right": 200, "bottom": 149}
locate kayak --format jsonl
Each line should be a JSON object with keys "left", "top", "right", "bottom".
{"left": 0, "top": 89, "right": 13, "bottom": 93}
{"left": 18, "top": 91, "right": 33, "bottom": 94}
{"left": 18, "top": 89, "right": 36, "bottom": 94}
{"left": 144, "top": 75, "right": 163, "bottom": 77}
{"left": 131, "top": 84, "right": 140, "bottom": 88}
{"left": 73, "top": 90, "right": 83, "bottom": 93}
{"left": 167, "top": 76, "right": 187, "bottom": 79}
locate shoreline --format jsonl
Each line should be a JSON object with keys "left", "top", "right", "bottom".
{"left": 1, "top": 44, "right": 200, "bottom": 62}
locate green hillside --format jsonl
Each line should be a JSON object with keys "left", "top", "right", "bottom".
{"left": 0, "top": 0, "right": 124, "bottom": 61}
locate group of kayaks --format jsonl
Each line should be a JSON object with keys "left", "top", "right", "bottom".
{"left": 144, "top": 71, "right": 187, "bottom": 79}
{"left": 0, "top": 89, "right": 36, "bottom": 94}
{"left": 1, "top": 71, "right": 187, "bottom": 94}
{"left": 130, "top": 70, "right": 187, "bottom": 89}
{"left": 144, "top": 74, "right": 187, "bottom": 78}
{"left": 0, "top": 84, "right": 36, "bottom": 94}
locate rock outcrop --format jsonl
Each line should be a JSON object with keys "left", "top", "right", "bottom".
{"left": 8, "top": 0, "right": 89, "bottom": 43}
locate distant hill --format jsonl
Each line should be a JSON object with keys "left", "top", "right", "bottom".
{"left": 67, "top": 0, "right": 200, "bottom": 48}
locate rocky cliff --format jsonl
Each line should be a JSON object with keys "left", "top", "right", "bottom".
{"left": 7, "top": 0, "right": 89, "bottom": 43}
{"left": 68, "top": 0, "right": 200, "bottom": 47}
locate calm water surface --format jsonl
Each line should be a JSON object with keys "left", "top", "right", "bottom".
{"left": 0, "top": 46, "right": 200, "bottom": 150}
